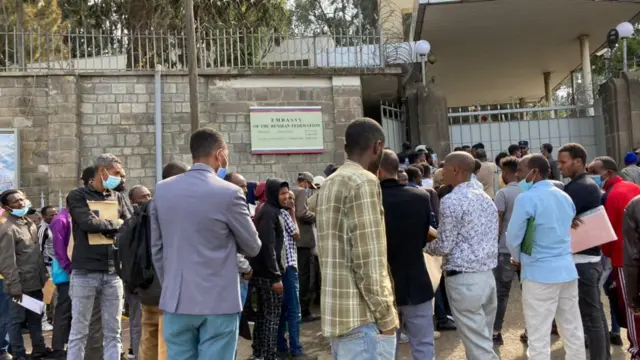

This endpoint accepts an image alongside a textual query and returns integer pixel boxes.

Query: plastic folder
[521,218,535,256]
[570,206,617,253]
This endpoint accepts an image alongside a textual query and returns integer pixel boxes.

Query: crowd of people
[2,117,640,360]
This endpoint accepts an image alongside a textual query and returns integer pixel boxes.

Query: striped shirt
[316,160,398,337]
[37,222,54,266]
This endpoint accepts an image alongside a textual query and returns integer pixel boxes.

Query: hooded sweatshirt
[251,178,288,284]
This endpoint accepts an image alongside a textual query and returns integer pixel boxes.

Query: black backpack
[114,203,154,293]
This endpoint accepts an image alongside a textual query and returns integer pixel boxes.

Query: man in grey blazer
[150,128,262,360]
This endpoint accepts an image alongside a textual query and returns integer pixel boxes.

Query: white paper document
[13,294,45,314]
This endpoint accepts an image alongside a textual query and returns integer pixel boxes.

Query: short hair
[0,189,21,206]
[472,142,485,150]
[453,147,463,152]
[190,128,225,159]
[558,143,587,166]
[40,205,56,216]
[420,163,432,177]
[594,156,619,172]
[501,156,520,174]
[495,152,508,166]
[344,118,385,156]
[461,145,471,150]
[128,185,146,201]
[542,143,553,153]
[407,151,422,164]
[406,165,423,182]
[223,172,237,182]
[507,144,520,155]
[162,161,189,180]
[402,142,412,151]
[81,166,96,186]
[474,159,482,173]
[528,154,550,179]
[379,150,399,175]
[475,149,487,161]
[95,153,121,169]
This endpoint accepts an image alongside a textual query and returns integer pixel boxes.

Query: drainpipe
[155,65,163,183]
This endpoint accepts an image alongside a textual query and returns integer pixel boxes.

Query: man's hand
[287,207,295,217]
[571,217,583,230]
[243,269,253,281]
[380,327,398,336]
[113,219,124,228]
[271,281,284,294]
[10,289,22,302]
[510,257,521,268]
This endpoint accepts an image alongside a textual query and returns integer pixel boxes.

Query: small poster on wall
[0,129,19,192]
[250,106,324,155]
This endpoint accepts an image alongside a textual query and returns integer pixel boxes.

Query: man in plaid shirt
[277,190,312,359]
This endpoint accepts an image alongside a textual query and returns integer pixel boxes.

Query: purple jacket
[51,208,72,274]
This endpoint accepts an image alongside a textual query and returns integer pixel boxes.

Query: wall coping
[0,67,403,78]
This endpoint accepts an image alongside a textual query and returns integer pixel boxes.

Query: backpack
[114,203,154,293]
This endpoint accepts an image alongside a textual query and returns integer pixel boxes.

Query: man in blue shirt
[507,155,585,360]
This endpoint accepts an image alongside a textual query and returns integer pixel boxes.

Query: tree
[0,0,68,69]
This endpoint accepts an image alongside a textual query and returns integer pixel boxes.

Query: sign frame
[249,106,325,155]
[0,128,19,192]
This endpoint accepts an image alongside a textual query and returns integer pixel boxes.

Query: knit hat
[625,151,639,165]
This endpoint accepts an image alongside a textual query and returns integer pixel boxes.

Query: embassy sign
[249,106,324,155]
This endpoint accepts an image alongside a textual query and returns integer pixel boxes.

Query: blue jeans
[397,300,435,360]
[0,280,9,355]
[240,279,249,307]
[163,311,239,360]
[330,323,396,360]
[68,271,124,360]
[277,267,302,356]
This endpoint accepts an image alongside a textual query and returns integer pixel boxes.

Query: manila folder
[87,201,119,245]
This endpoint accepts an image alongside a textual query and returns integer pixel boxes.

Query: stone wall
[0,73,365,205]
[599,72,640,164]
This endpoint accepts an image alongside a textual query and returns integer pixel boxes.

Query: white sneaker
[42,322,53,332]
[399,333,409,344]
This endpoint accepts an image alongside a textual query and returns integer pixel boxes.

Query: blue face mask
[102,171,122,191]
[518,170,535,193]
[216,151,228,179]
[10,203,30,217]
[590,174,604,187]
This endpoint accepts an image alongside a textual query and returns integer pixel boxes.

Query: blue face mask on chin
[102,172,122,191]
[10,203,30,217]
[518,170,536,193]
[216,151,229,179]
[590,174,604,187]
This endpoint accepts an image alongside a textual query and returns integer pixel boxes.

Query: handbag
[51,258,70,285]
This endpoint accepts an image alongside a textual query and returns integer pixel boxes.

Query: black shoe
[520,332,528,344]
[436,319,456,331]
[301,314,320,323]
[30,348,54,359]
[49,349,67,359]
[611,332,623,346]
[493,333,504,346]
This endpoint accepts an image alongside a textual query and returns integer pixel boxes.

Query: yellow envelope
[43,279,55,305]
[86,201,119,245]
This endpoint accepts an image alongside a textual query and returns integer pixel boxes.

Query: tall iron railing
[0,27,403,72]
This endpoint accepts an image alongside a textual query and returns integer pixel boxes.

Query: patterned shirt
[425,180,498,272]
[316,160,398,337]
[281,210,298,269]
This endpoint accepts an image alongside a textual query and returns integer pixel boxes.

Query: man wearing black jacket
[378,150,435,360]
[251,178,288,360]
[67,153,131,360]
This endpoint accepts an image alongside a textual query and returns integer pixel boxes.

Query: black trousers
[52,282,72,351]
[297,248,315,316]
[252,277,283,360]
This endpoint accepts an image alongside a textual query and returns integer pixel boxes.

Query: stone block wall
[599,72,640,164]
[0,73,364,204]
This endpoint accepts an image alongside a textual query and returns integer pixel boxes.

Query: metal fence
[0,27,404,72]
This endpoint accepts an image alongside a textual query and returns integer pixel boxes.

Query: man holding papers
[559,143,612,360]
[507,155,585,360]
[591,156,640,359]
[0,189,51,360]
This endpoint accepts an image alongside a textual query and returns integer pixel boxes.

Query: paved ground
[30,281,631,359]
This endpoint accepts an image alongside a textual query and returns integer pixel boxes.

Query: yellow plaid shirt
[316,160,398,337]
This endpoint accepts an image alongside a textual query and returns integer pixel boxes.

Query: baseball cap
[313,176,325,188]
[518,140,529,148]
[297,172,317,189]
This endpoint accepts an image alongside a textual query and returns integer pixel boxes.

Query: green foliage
[0,0,68,68]
[592,27,640,77]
